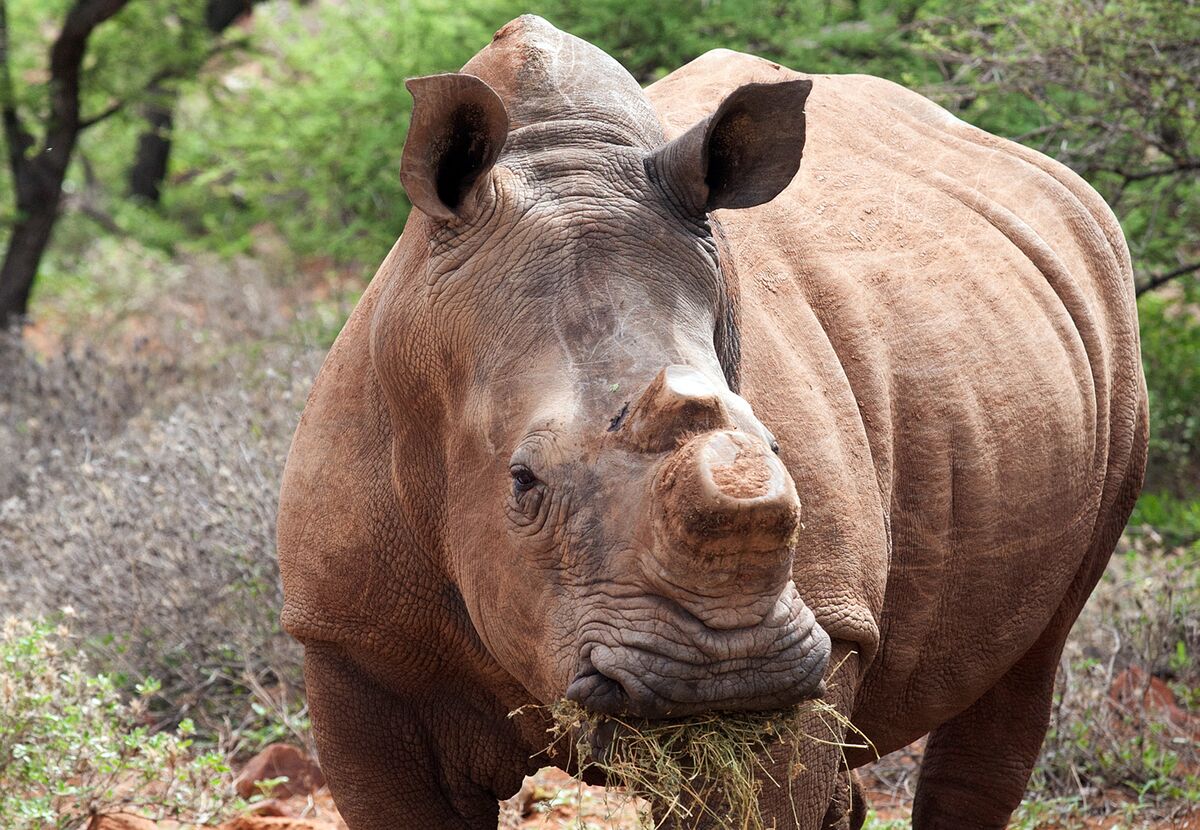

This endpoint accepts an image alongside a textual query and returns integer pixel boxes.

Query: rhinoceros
[277,15,1148,830]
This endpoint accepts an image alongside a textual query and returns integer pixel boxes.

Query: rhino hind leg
[913,409,1148,830]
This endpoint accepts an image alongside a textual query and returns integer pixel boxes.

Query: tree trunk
[0,186,61,322]
[127,90,174,202]
[205,0,255,32]
[0,140,74,324]
[126,0,255,203]
[0,142,71,323]
[0,0,130,327]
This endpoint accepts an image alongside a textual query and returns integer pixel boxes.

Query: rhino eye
[510,465,540,495]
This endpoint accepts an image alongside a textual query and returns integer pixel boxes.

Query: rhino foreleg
[743,646,863,829]
[302,642,503,830]
[820,767,867,830]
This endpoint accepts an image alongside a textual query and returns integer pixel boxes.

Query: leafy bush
[1138,289,1200,494]
[167,0,520,268]
[541,0,930,84]
[0,618,242,829]
[1130,492,1200,549]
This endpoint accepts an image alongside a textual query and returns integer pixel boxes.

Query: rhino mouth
[564,587,830,720]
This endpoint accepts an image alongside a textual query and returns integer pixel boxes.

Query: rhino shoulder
[647,49,810,139]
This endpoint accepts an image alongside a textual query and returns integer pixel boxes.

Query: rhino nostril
[565,663,628,715]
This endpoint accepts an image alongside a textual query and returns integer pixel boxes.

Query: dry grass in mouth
[511,696,869,830]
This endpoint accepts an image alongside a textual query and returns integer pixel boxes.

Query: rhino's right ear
[400,73,510,222]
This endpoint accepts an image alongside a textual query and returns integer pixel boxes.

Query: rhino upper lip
[577,588,814,663]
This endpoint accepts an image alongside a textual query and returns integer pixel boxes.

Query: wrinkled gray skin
[277,15,1148,830]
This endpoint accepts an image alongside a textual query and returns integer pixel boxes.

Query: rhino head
[377,15,828,720]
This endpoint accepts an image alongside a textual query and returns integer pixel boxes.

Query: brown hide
[648,50,1146,756]
[277,17,1148,830]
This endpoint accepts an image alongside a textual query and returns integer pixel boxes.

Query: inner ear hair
[705,108,755,202]
[434,103,498,210]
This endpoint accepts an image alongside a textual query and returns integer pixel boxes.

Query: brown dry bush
[0,335,169,501]
[0,247,333,745]
[1031,530,1200,815]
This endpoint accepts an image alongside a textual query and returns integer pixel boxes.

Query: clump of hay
[513,695,867,830]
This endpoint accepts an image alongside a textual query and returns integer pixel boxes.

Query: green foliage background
[2,0,1198,497]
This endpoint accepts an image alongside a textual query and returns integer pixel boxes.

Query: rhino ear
[648,79,811,214]
[401,73,510,221]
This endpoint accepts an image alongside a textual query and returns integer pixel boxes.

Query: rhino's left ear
[401,73,510,221]
[647,79,811,214]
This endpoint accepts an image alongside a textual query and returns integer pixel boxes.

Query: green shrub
[1129,493,1200,549]
[0,618,243,829]
[167,0,523,270]
[914,0,1199,290]
[1138,290,1200,494]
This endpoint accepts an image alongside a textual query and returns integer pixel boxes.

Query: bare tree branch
[1095,160,1200,184]
[1137,262,1200,296]
[79,100,126,131]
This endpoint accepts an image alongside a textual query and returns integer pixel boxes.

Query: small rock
[234,743,326,800]
[220,818,331,830]
[1109,665,1190,726]
[88,815,158,830]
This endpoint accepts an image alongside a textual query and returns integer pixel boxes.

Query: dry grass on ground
[0,243,341,747]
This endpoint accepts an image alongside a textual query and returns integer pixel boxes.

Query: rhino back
[649,52,1147,752]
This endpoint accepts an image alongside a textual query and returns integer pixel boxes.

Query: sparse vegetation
[0,618,243,829]
[1032,532,1200,815]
